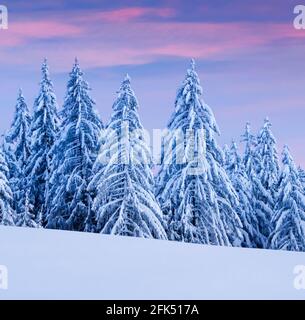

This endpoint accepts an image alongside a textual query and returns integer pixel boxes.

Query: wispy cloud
[1,20,83,47]
[2,13,305,70]
[84,7,176,23]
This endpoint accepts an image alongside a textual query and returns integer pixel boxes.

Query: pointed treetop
[183,58,202,95]
[41,58,50,78]
[124,73,131,82]
[242,122,252,142]
[70,58,83,78]
[261,118,273,134]
[264,117,271,127]
[18,88,23,98]
[16,89,29,114]
[120,73,131,90]
[42,58,48,69]
[190,58,196,70]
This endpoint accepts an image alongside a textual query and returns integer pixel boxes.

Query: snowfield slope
[0,226,305,299]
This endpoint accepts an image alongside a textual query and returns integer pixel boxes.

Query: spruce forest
[1,58,305,252]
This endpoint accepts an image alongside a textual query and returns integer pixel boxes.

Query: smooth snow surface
[0,226,304,299]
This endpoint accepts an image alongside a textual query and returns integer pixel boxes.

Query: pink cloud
[82,7,176,23]
[0,20,83,47]
[1,16,305,70]
[11,20,82,38]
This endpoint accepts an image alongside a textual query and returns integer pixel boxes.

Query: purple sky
[0,0,305,166]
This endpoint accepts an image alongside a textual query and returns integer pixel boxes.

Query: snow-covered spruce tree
[156,60,243,246]
[224,141,262,248]
[89,75,167,239]
[0,148,15,226]
[46,60,103,231]
[269,146,305,251]
[252,118,280,247]
[6,89,31,222]
[26,59,59,226]
[240,122,267,248]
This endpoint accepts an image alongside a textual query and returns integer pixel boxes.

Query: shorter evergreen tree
[252,118,279,247]
[240,122,267,248]
[5,89,31,222]
[0,148,15,226]
[255,118,279,191]
[224,141,262,248]
[269,146,305,251]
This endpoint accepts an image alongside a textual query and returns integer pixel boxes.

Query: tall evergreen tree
[224,141,262,248]
[0,148,15,226]
[46,60,103,231]
[26,59,59,226]
[6,89,31,222]
[241,122,267,248]
[156,60,243,246]
[269,146,305,251]
[89,75,167,239]
[252,118,279,247]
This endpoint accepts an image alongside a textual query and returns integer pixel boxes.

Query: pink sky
[0,0,305,166]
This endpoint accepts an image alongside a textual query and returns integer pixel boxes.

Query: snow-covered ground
[0,226,304,300]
